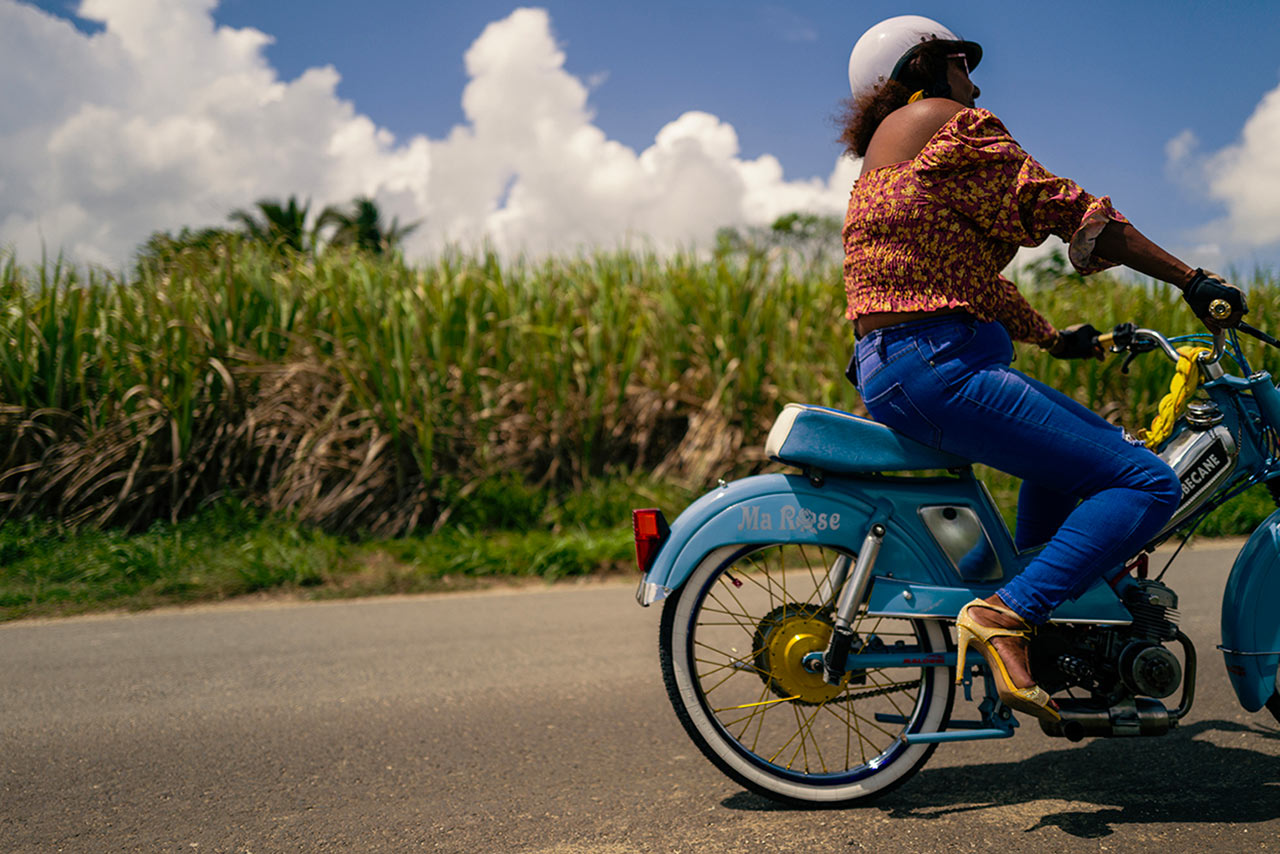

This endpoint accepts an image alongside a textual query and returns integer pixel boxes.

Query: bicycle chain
[830,678,919,703]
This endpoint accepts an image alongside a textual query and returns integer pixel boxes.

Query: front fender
[637,473,946,606]
[1221,507,1280,712]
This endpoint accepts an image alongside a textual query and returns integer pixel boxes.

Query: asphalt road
[2,540,1278,853]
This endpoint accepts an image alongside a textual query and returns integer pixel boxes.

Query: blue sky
[8,0,1280,274]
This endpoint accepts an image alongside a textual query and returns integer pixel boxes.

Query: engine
[1028,579,1195,740]
[1031,579,1183,702]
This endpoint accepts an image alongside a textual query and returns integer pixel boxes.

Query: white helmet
[847,15,981,101]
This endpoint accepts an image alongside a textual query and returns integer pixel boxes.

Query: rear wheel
[658,542,954,807]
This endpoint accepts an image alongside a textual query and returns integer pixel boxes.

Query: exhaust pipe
[1039,697,1174,741]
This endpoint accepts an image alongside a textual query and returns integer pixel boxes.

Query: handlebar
[1095,324,1227,368]
[1097,315,1279,368]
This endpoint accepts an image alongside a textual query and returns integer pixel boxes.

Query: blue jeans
[855,316,1181,624]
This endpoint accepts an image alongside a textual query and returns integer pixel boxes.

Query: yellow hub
[756,610,849,705]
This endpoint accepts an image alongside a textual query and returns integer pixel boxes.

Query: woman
[839,16,1248,722]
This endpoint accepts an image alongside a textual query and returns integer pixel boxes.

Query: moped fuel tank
[1155,416,1237,537]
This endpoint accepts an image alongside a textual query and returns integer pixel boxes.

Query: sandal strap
[970,625,1031,641]
[960,598,1030,629]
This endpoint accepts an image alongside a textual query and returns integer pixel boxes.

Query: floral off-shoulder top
[842,107,1128,346]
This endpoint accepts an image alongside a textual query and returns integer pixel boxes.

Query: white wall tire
[658,543,954,807]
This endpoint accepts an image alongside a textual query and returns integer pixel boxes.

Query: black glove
[1048,323,1104,361]
[1183,269,1247,329]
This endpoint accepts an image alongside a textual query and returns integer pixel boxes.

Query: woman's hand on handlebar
[1048,323,1106,361]
[1183,269,1247,331]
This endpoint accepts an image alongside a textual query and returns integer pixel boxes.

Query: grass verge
[0,506,639,622]
[0,476,687,622]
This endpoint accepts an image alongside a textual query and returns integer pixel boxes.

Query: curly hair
[836,39,956,158]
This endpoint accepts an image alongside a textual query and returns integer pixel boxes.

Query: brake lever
[1096,323,1155,375]
[1237,321,1280,350]
[1096,322,1135,353]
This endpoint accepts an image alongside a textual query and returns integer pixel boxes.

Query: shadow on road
[721,719,1280,838]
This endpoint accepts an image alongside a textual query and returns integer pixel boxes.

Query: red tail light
[632,508,670,573]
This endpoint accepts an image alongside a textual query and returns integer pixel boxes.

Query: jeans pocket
[862,381,943,449]
[923,320,1014,389]
[916,320,980,367]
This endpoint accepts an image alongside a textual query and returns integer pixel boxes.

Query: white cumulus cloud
[1168,78,1280,262]
[0,1,857,268]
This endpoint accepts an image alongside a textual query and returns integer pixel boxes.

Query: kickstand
[945,658,1018,735]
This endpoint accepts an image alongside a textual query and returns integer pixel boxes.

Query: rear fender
[1221,508,1280,712]
[637,473,946,606]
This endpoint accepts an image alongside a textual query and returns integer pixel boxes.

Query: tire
[1267,688,1280,725]
[659,542,955,807]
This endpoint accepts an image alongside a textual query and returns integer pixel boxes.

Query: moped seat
[765,403,969,474]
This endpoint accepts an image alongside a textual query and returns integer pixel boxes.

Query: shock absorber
[822,523,885,685]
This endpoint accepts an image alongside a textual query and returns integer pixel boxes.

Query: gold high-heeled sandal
[955,598,1060,723]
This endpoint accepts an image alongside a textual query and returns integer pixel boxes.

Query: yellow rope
[1143,346,1213,448]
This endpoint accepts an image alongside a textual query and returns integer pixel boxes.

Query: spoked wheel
[659,542,955,807]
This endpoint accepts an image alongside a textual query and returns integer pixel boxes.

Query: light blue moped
[632,317,1280,806]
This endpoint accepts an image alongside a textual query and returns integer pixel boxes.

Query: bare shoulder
[888,98,969,139]
[862,99,969,171]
